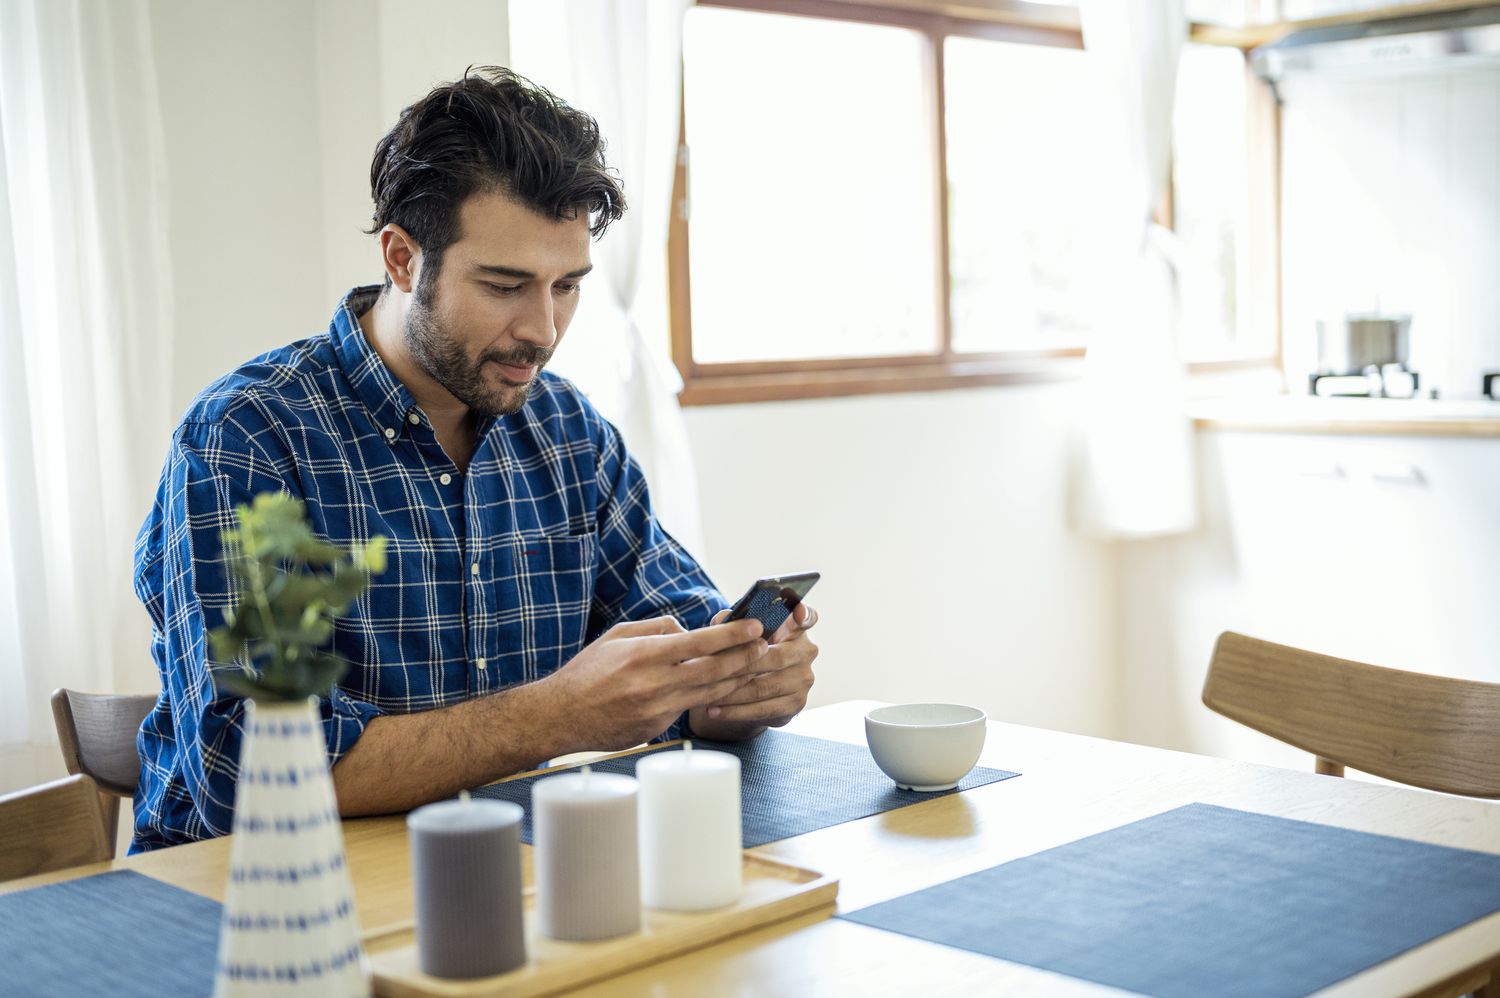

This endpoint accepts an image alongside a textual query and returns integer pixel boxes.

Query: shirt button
[383,427,396,441]
[470,562,480,576]
[476,657,487,670]
[439,473,452,486]
[407,412,420,425]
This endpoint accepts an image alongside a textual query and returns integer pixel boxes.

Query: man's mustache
[481,346,552,368]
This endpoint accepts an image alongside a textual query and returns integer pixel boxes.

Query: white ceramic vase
[214,697,369,997]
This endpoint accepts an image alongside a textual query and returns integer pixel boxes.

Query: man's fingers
[709,664,806,707]
[768,602,817,644]
[653,618,763,663]
[693,672,760,710]
[677,637,770,687]
[745,632,815,677]
[711,608,732,624]
[608,615,686,639]
[705,692,807,726]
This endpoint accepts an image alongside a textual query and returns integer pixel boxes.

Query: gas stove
[1309,366,1421,399]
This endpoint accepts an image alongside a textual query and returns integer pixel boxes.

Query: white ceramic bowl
[864,703,988,792]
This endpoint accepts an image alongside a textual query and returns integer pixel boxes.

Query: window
[1172,41,1279,365]
[682,9,941,364]
[943,35,1103,353]
[672,0,1278,404]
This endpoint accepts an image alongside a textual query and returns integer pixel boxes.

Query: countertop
[1188,396,1500,437]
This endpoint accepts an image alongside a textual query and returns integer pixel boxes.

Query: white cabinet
[1119,427,1500,769]
[1213,431,1500,684]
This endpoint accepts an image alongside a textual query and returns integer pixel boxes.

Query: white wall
[149,0,329,413]
[148,0,510,417]
[1280,65,1500,400]
[314,0,513,302]
[685,385,1121,738]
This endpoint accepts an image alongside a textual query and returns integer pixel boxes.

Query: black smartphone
[724,572,820,639]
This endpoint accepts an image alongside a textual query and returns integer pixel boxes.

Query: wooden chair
[49,689,155,854]
[1202,631,1500,798]
[0,774,113,881]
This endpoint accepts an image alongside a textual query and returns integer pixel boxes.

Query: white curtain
[1071,0,1197,538]
[0,0,175,792]
[508,0,706,556]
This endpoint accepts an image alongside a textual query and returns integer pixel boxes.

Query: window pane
[945,36,1103,353]
[684,7,940,364]
[1173,43,1257,361]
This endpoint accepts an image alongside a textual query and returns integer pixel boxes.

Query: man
[131,68,819,852]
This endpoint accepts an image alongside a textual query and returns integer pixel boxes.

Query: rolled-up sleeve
[588,418,727,629]
[584,415,728,743]
[138,415,383,842]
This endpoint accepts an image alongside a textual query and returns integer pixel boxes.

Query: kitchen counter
[1188,396,1500,437]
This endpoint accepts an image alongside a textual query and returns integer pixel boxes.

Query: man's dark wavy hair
[368,66,625,283]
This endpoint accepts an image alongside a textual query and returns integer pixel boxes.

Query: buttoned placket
[391,405,485,693]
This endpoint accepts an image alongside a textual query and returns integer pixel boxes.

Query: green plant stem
[247,558,286,675]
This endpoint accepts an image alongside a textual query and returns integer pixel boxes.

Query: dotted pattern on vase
[214,700,369,997]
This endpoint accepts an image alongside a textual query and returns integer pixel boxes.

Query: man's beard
[404,275,552,418]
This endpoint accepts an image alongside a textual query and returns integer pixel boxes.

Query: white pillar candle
[407,792,526,979]
[637,741,742,911]
[532,767,641,941]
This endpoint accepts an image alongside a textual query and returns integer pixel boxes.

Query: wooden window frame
[670,0,1281,405]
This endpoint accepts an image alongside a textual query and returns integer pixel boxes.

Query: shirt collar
[329,285,424,444]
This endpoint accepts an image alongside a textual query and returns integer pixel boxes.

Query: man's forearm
[332,678,574,817]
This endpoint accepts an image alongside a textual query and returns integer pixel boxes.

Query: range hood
[1252,6,1500,80]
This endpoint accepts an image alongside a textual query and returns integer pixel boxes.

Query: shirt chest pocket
[489,534,598,684]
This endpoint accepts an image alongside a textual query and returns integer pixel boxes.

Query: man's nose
[512,290,559,349]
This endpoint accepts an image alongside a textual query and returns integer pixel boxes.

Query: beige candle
[532,766,641,941]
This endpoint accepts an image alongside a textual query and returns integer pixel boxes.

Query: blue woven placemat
[840,802,1500,998]
[0,869,221,998]
[471,729,1018,847]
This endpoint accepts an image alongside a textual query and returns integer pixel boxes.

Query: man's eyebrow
[474,263,594,279]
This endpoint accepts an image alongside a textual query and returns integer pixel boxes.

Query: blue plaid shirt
[131,285,726,852]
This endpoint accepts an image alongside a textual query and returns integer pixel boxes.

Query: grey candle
[408,793,526,979]
[533,767,641,941]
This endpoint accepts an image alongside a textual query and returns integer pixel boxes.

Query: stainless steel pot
[1317,314,1411,375]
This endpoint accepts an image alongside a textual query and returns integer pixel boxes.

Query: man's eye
[486,283,522,296]
[554,282,581,295]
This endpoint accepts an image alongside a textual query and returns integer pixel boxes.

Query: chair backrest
[1202,631,1500,798]
[0,774,113,882]
[49,689,154,797]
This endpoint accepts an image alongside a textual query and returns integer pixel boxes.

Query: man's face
[405,191,593,417]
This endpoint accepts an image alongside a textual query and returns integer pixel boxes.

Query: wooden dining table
[7,698,1500,996]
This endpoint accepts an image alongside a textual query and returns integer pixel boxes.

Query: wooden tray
[368,852,837,997]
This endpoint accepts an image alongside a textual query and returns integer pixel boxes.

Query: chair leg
[99,794,120,858]
[1315,756,1345,778]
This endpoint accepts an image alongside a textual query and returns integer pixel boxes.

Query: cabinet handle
[1370,464,1426,486]
[1295,464,1346,479]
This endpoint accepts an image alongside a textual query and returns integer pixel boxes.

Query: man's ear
[378,224,421,294]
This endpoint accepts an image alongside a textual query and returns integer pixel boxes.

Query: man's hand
[539,615,769,752]
[688,603,819,741]
[333,615,765,816]
[334,610,807,816]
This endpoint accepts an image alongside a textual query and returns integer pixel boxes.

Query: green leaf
[208,627,245,664]
[301,652,349,698]
[206,489,386,702]
[360,535,389,575]
[215,667,300,702]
